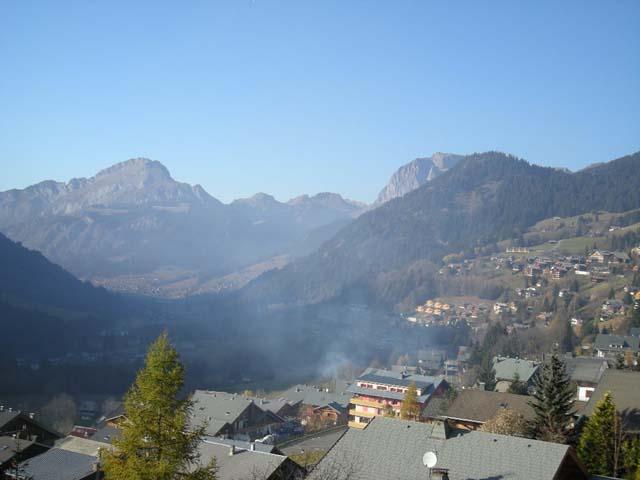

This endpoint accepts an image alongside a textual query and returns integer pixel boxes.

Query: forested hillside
[242,151,640,308]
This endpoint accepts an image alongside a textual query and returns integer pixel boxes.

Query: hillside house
[347,368,448,429]
[589,250,613,264]
[0,436,47,477]
[190,391,285,441]
[0,407,60,447]
[492,357,540,393]
[425,389,534,431]
[563,356,609,401]
[270,382,351,426]
[602,299,626,316]
[593,334,640,359]
[194,438,303,480]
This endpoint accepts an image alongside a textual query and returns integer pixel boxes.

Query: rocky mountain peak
[375,152,463,205]
[94,158,173,184]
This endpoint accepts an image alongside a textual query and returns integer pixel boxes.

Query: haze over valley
[2,3,640,478]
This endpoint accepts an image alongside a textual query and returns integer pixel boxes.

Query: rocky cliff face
[375,153,463,205]
[0,158,218,227]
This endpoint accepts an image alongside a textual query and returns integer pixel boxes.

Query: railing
[348,408,376,418]
[349,397,386,408]
[348,420,367,429]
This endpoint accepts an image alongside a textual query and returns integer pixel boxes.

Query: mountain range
[4,150,639,305]
[0,158,365,296]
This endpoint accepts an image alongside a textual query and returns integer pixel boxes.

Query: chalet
[589,250,613,264]
[602,299,626,317]
[0,407,60,447]
[524,265,543,277]
[0,436,47,477]
[193,438,303,480]
[416,349,446,372]
[551,266,568,279]
[311,402,347,426]
[6,448,101,480]
[593,334,640,359]
[190,391,285,441]
[308,416,588,480]
[612,251,631,264]
[347,368,448,429]
[425,389,534,431]
[563,356,609,401]
[492,357,540,393]
[267,382,351,428]
[574,264,590,275]
[7,436,109,480]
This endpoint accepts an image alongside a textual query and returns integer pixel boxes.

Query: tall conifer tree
[101,332,217,479]
[528,354,574,443]
[577,392,625,477]
[400,382,420,420]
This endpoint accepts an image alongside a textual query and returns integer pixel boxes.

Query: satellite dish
[423,451,437,468]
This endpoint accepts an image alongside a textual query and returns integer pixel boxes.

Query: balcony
[348,420,368,429]
[349,408,377,418]
[350,396,387,408]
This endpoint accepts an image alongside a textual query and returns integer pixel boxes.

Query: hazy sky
[1,1,638,203]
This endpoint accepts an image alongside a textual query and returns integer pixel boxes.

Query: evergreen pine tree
[616,353,626,370]
[561,318,576,354]
[577,392,625,477]
[528,354,575,443]
[101,333,217,480]
[623,438,640,480]
[400,382,420,420]
[478,354,497,391]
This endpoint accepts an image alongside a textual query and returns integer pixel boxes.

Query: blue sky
[1,1,638,203]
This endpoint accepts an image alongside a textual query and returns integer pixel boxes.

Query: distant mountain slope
[0,159,364,296]
[0,233,122,357]
[374,152,463,205]
[242,151,640,307]
[0,232,113,312]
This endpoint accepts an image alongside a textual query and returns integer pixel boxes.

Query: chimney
[431,468,450,480]
[28,412,35,420]
[8,407,12,412]
[250,442,256,451]
[0,405,3,411]
[229,445,236,456]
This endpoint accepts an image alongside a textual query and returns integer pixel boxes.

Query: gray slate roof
[492,357,540,382]
[17,448,98,480]
[0,410,20,429]
[348,368,445,403]
[191,391,253,436]
[593,334,640,353]
[630,327,640,337]
[56,435,111,457]
[277,381,352,409]
[438,389,535,423]
[309,416,582,480]
[582,370,640,432]
[90,424,122,445]
[195,440,288,480]
[563,356,608,385]
[203,436,278,454]
[0,436,35,466]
